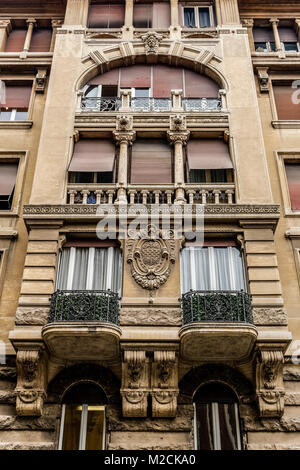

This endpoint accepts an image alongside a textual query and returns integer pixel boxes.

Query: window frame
[270,78,300,128]
[0,152,26,215]
[58,403,106,450]
[0,78,34,124]
[182,3,215,29]
[275,151,300,216]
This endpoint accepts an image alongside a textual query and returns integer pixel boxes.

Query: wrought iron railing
[181,290,253,325]
[182,98,221,111]
[48,290,120,324]
[131,97,172,112]
[81,97,121,111]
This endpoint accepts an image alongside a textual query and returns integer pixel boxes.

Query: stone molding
[120,307,182,326]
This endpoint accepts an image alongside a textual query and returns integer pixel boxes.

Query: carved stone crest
[141,32,163,55]
[127,225,175,290]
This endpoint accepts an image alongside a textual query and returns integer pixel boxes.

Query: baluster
[95,190,103,205]
[107,190,115,205]
[213,190,221,205]
[81,190,90,205]
[68,190,77,205]
[186,190,196,204]
[128,190,136,205]
[200,190,208,204]
[165,190,173,205]
[153,190,161,205]
[141,190,149,205]
[225,189,234,204]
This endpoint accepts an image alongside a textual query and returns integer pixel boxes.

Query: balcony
[67,184,235,206]
[42,290,121,362]
[79,92,222,114]
[179,290,257,363]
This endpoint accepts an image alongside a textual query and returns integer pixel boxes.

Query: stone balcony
[42,289,121,362]
[179,290,258,363]
[67,183,236,205]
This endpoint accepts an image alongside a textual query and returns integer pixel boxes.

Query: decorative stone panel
[15,343,47,416]
[256,345,285,418]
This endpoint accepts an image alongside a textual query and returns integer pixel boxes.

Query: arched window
[194,382,242,450]
[59,382,107,450]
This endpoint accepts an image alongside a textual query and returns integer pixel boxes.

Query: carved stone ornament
[127,225,175,291]
[15,345,47,416]
[257,67,270,93]
[152,350,178,417]
[35,69,47,93]
[170,114,186,131]
[121,350,149,417]
[116,115,133,131]
[256,347,285,418]
[152,390,178,418]
[141,32,163,55]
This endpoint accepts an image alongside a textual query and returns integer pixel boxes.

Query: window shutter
[5,29,27,52]
[69,140,116,172]
[187,139,233,170]
[133,4,152,28]
[285,164,300,210]
[120,65,151,88]
[107,5,125,27]
[152,2,171,28]
[88,68,119,86]
[153,65,183,97]
[278,27,298,42]
[0,163,18,196]
[131,140,172,183]
[184,70,219,98]
[253,27,274,42]
[88,4,109,27]
[273,84,300,120]
[29,28,52,52]
[1,83,32,108]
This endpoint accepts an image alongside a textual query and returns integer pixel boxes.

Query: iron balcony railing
[81,97,121,111]
[181,290,253,325]
[182,97,221,111]
[131,97,172,112]
[48,290,120,325]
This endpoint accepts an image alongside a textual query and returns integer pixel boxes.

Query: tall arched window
[194,382,242,450]
[59,382,107,450]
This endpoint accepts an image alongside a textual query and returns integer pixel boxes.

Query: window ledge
[0,121,33,129]
[0,228,18,240]
[272,120,300,129]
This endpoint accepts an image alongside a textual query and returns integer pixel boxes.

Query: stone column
[215,0,241,26]
[270,18,282,51]
[23,18,36,53]
[0,19,11,52]
[167,131,190,204]
[64,0,90,26]
[123,0,134,40]
[50,19,63,52]
[242,18,255,53]
[170,0,179,26]
[113,131,136,203]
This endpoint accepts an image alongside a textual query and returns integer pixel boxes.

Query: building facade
[0,0,299,451]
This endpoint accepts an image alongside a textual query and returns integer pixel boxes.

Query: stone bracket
[121,350,149,417]
[15,342,47,416]
[256,67,270,93]
[256,343,285,418]
[35,69,47,93]
[152,350,178,418]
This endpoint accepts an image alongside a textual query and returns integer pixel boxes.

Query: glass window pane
[196,403,214,450]
[96,171,113,183]
[284,42,298,52]
[62,405,81,450]
[85,85,99,98]
[218,403,239,450]
[0,111,12,121]
[184,8,195,27]
[189,169,206,183]
[135,88,150,98]
[85,407,105,450]
[15,111,28,120]
[198,7,211,28]
[254,42,267,52]
[93,248,108,290]
[73,248,89,289]
[214,247,231,290]
[211,169,227,183]
[74,172,95,183]
[269,42,276,51]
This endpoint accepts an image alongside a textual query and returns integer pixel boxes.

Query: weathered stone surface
[244,415,300,432]
[0,442,55,450]
[0,367,17,381]
[284,367,300,381]
[120,308,182,326]
[0,416,56,431]
[0,391,16,404]
[252,307,288,326]
[108,443,193,450]
[247,444,300,450]
[107,404,193,432]
[285,393,300,406]
[15,307,49,326]
[108,431,193,450]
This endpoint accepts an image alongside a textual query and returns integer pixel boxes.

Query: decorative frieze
[256,346,285,418]
[15,307,49,326]
[15,344,47,416]
[120,307,182,326]
[252,307,288,326]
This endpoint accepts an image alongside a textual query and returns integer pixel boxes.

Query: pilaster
[64,0,90,27]
[0,19,11,52]
[215,0,241,26]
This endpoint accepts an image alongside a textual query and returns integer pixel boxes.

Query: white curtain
[56,247,122,293]
[181,246,246,293]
